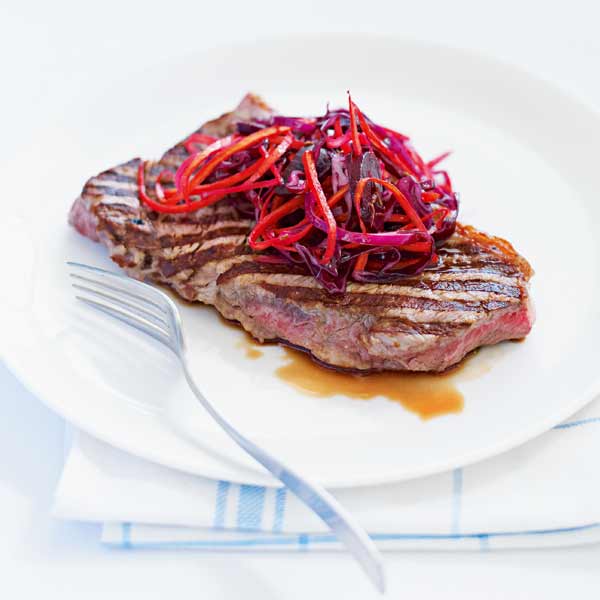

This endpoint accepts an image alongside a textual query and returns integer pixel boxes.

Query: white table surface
[2,0,599,597]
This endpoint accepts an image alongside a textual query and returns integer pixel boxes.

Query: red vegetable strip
[424,207,450,232]
[355,177,429,233]
[188,178,280,207]
[427,151,451,169]
[324,130,352,149]
[157,169,174,182]
[356,110,414,175]
[353,184,368,234]
[152,169,180,204]
[185,132,289,196]
[253,223,312,250]
[387,214,411,223]
[185,133,218,146]
[348,94,362,157]
[187,126,291,191]
[354,253,368,274]
[335,116,352,154]
[258,187,276,222]
[260,145,284,184]
[248,133,293,183]
[138,162,170,212]
[139,161,279,214]
[327,185,350,209]
[334,117,343,138]
[191,158,267,193]
[254,184,350,250]
[422,191,441,203]
[248,196,305,248]
[154,181,172,204]
[302,150,337,264]
[176,135,236,195]
[183,132,218,154]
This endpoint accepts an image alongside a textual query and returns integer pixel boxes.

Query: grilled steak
[69,95,534,372]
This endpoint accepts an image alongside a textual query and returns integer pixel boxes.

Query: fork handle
[179,357,385,594]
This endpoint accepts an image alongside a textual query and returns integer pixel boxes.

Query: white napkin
[53,399,600,551]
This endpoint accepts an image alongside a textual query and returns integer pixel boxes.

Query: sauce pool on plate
[275,348,464,420]
[236,337,264,360]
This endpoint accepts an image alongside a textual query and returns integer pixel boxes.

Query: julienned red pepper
[186,125,291,192]
[183,132,218,154]
[138,161,280,214]
[348,94,362,157]
[248,196,305,249]
[356,110,414,176]
[427,151,451,170]
[186,133,291,197]
[324,130,352,149]
[302,150,337,265]
[334,116,351,154]
[250,185,350,251]
[176,135,237,196]
[354,177,429,234]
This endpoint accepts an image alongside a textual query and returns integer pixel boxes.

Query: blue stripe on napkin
[273,488,287,533]
[112,522,600,551]
[236,485,266,530]
[121,522,132,549]
[213,481,230,528]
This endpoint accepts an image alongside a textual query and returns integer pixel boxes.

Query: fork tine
[76,295,172,348]
[67,262,168,313]
[72,283,168,328]
[69,272,167,314]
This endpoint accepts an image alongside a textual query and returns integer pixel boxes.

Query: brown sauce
[275,347,464,420]
[236,337,263,360]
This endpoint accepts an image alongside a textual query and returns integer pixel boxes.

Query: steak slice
[215,224,534,372]
[69,95,534,372]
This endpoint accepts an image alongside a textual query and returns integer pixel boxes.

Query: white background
[2,0,599,597]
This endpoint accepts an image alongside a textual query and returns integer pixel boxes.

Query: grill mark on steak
[158,226,251,248]
[87,185,138,198]
[158,242,251,278]
[371,317,471,336]
[88,171,137,185]
[416,279,521,297]
[216,260,322,284]
[257,283,515,313]
[219,268,521,301]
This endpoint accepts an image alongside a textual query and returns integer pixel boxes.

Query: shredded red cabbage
[138,95,459,294]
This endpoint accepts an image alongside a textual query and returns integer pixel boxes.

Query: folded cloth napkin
[53,399,600,552]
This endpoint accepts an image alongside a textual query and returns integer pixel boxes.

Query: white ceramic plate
[3,36,600,487]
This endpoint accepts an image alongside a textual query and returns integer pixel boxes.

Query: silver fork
[67,262,385,593]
